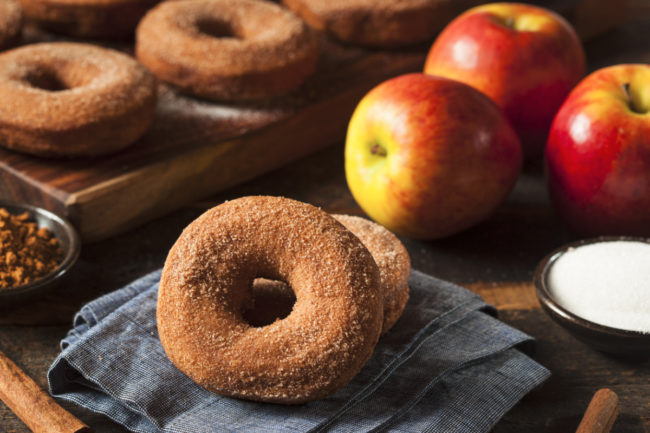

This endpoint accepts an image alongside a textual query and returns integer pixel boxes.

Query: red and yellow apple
[345,73,522,240]
[424,2,585,159]
[546,64,650,236]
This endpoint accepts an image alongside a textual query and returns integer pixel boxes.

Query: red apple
[424,2,585,159]
[546,64,650,236]
[345,73,522,240]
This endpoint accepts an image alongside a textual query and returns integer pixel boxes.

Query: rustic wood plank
[466,282,541,311]
[65,50,428,241]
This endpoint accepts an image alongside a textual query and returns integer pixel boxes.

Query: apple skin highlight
[345,73,522,240]
[546,64,650,236]
[424,2,585,159]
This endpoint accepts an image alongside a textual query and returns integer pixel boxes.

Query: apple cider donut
[0,0,22,51]
[158,196,383,404]
[245,215,411,334]
[334,215,410,333]
[19,0,160,39]
[0,42,157,157]
[282,0,458,47]
[136,0,319,101]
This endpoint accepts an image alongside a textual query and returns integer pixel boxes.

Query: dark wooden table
[1,2,649,431]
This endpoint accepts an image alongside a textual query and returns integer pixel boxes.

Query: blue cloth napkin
[48,270,549,433]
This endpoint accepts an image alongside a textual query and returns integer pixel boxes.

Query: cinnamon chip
[0,208,63,289]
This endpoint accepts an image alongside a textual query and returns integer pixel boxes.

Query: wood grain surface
[0,0,647,432]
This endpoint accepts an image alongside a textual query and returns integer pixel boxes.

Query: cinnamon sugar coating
[282,0,460,47]
[0,42,157,157]
[0,0,22,51]
[157,196,383,404]
[333,215,410,333]
[20,0,160,39]
[136,0,319,101]
[246,215,411,334]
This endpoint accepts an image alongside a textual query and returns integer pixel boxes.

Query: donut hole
[196,18,242,39]
[23,69,70,92]
[19,61,103,92]
[242,278,296,327]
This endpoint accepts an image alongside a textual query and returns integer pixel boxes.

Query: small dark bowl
[0,201,80,305]
[534,237,650,358]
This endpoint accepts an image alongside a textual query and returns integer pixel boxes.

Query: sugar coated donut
[136,0,319,101]
[333,215,410,333]
[245,215,411,334]
[0,42,157,157]
[20,0,159,39]
[282,0,458,47]
[158,196,383,404]
[0,0,22,50]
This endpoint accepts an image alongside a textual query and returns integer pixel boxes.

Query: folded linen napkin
[48,270,549,433]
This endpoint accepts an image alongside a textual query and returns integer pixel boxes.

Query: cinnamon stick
[0,350,91,433]
[576,388,619,433]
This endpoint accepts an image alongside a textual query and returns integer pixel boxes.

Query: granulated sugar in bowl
[547,239,650,334]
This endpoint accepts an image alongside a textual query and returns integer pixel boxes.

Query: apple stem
[370,144,387,157]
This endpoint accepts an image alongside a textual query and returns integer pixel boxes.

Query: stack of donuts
[158,196,411,403]
[0,0,457,158]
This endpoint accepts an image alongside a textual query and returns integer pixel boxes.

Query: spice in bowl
[0,208,63,290]
[546,239,650,334]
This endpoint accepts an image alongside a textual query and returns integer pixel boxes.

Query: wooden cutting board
[0,33,429,242]
[0,0,625,242]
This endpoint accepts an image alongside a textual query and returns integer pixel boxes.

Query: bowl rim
[534,235,650,339]
[0,199,81,298]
